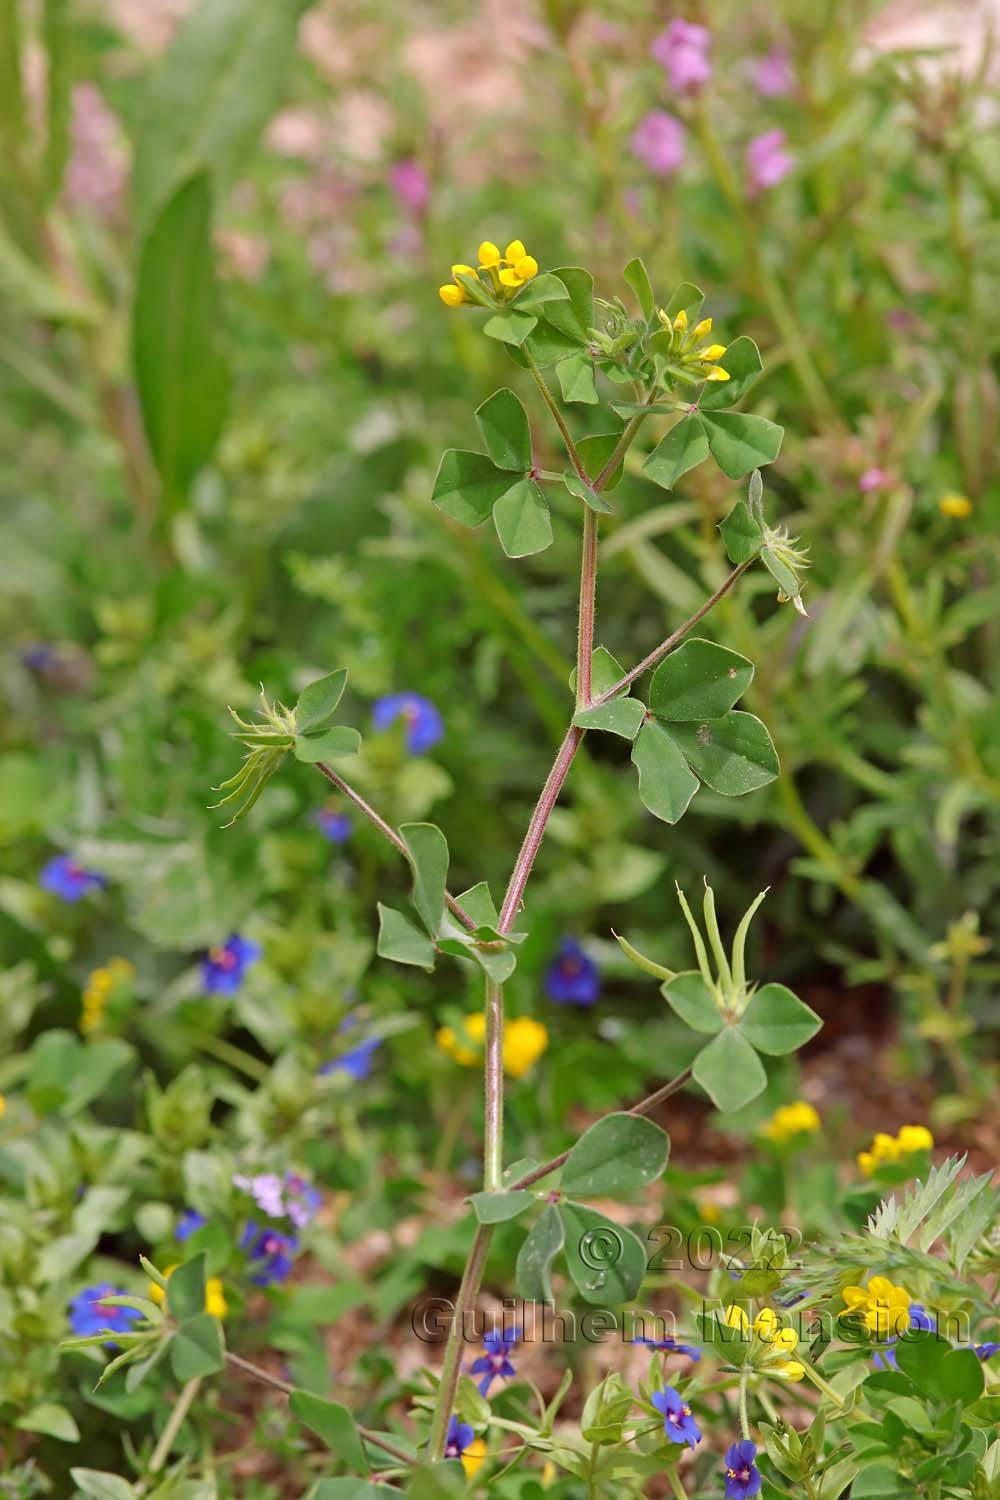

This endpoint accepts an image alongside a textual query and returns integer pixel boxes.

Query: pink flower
[64,83,127,217]
[651,19,712,94]
[859,467,891,493]
[751,47,794,98]
[746,129,794,193]
[388,157,430,216]
[630,110,686,176]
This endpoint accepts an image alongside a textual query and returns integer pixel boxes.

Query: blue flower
[284,1173,322,1229]
[976,1341,1000,1360]
[636,1334,701,1362]
[872,1303,934,1370]
[201,934,261,995]
[725,1440,762,1499]
[444,1415,475,1460]
[320,1035,382,1080]
[240,1222,298,1285]
[545,938,600,1006]
[68,1284,142,1344]
[175,1210,207,1243]
[40,854,106,903]
[470,1326,520,1396]
[372,693,443,754]
[651,1385,701,1449]
[312,808,352,843]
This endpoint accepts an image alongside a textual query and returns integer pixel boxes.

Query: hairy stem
[738,1367,751,1441]
[524,347,589,485]
[497,726,583,934]
[576,507,599,709]
[484,976,504,1191]
[426,1224,494,1460]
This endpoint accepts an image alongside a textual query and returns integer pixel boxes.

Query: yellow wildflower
[857,1125,932,1176]
[503,1016,548,1079]
[438,283,466,308]
[704,367,731,382]
[478,241,502,268]
[724,1303,750,1333]
[697,1199,722,1224]
[754,1308,805,1380]
[149,1265,227,1320]
[436,1012,486,1066]
[698,343,727,361]
[939,492,973,518]
[497,239,539,288]
[896,1124,933,1154]
[462,1437,487,1479]
[775,1360,806,1381]
[761,1100,821,1145]
[842,1275,911,1339]
[673,308,689,331]
[691,317,713,338]
[81,957,135,1035]
[0,1094,5,1119]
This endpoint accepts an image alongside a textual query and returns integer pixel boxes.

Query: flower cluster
[149,1265,228,1319]
[760,1099,820,1144]
[202,934,261,996]
[80,957,134,1034]
[857,1124,933,1176]
[436,1012,548,1078]
[545,938,600,1006]
[725,1305,805,1381]
[655,308,729,382]
[438,239,539,307]
[40,853,106,903]
[652,19,712,94]
[842,1275,913,1340]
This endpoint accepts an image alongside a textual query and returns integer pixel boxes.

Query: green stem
[800,1362,846,1409]
[425,1223,494,1461]
[146,1375,202,1479]
[738,1367,751,1441]
[483,976,504,1192]
[524,347,588,484]
[666,1467,689,1500]
[576,507,599,709]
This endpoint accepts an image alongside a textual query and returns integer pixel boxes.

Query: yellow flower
[775,1360,805,1381]
[698,344,727,361]
[692,317,713,338]
[149,1265,227,1320]
[81,957,135,1035]
[498,240,539,288]
[939,492,972,518]
[503,1017,548,1079]
[697,1199,722,1224]
[896,1124,933,1155]
[704,367,731,382]
[439,284,466,307]
[761,1100,820,1145]
[0,1094,5,1119]
[541,1460,557,1488]
[478,241,501,267]
[673,308,688,331]
[842,1276,911,1339]
[436,1012,486,1066]
[724,1303,750,1333]
[462,1437,487,1478]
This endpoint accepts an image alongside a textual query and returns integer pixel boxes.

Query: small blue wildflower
[470,1326,520,1395]
[68,1284,142,1344]
[651,1385,701,1449]
[545,938,600,1006]
[372,692,444,754]
[724,1440,762,1500]
[312,808,352,843]
[320,1035,382,1080]
[873,1303,934,1370]
[240,1222,298,1285]
[444,1415,475,1460]
[636,1334,701,1362]
[21,643,59,670]
[201,934,261,995]
[175,1210,207,1243]
[284,1173,322,1229]
[41,854,106,903]
[976,1341,1000,1360]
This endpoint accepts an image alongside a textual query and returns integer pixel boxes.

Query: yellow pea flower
[896,1124,933,1155]
[81,957,135,1035]
[504,240,527,262]
[149,1265,227,1319]
[673,309,689,331]
[754,1309,798,1354]
[843,1276,911,1339]
[775,1360,806,1381]
[698,344,728,361]
[692,317,713,338]
[724,1303,749,1332]
[439,284,466,307]
[498,254,539,288]
[436,1012,486,1066]
[704,367,731,382]
[0,1094,5,1119]
[761,1100,821,1144]
[478,241,502,267]
[503,1017,548,1079]
[462,1437,487,1479]
[939,492,972,518]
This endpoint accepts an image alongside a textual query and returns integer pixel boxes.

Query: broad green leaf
[572,698,645,740]
[556,352,598,405]
[559,1202,647,1305]
[569,646,628,699]
[483,310,537,346]
[290,1391,368,1472]
[170,1312,224,1380]
[740,983,821,1055]
[432,449,513,527]
[701,411,784,480]
[405,1464,467,1500]
[577,431,625,491]
[762,546,801,598]
[376,905,435,971]
[295,669,347,734]
[667,711,779,796]
[649,638,754,721]
[17,1403,79,1442]
[562,469,614,514]
[314,1484,400,1500]
[294,726,361,764]
[663,282,705,324]
[534,265,593,351]
[400,823,449,936]
[643,415,709,490]
[493,478,553,558]
[692,1028,767,1111]
[455,882,498,928]
[475,388,531,471]
[561,1113,670,1197]
[699,336,764,411]
[719,499,764,563]
[516,1204,564,1303]
[132,0,309,230]
[631,720,699,824]
[468,1190,535,1224]
[166,1253,206,1322]
[69,1473,137,1500]
[896,1332,984,1405]
[662,972,724,1034]
[510,272,571,310]
[623,257,654,319]
[133,173,230,504]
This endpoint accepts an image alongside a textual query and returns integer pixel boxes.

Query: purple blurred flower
[751,47,794,98]
[545,938,600,1007]
[725,1440,762,1500]
[68,1284,142,1343]
[651,19,712,94]
[389,157,430,216]
[233,1170,321,1228]
[373,692,443,754]
[630,111,686,176]
[201,935,261,995]
[312,808,353,843]
[636,1334,701,1362]
[470,1326,520,1396]
[977,1341,1000,1360]
[64,83,126,217]
[175,1210,207,1244]
[444,1415,475,1460]
[240,1222,298,1285]
[651,1385,701,1448]
[40,854,106,903]
[284,1173,322,1229]
[320,1035,382,1080]
[746,129,795,193]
